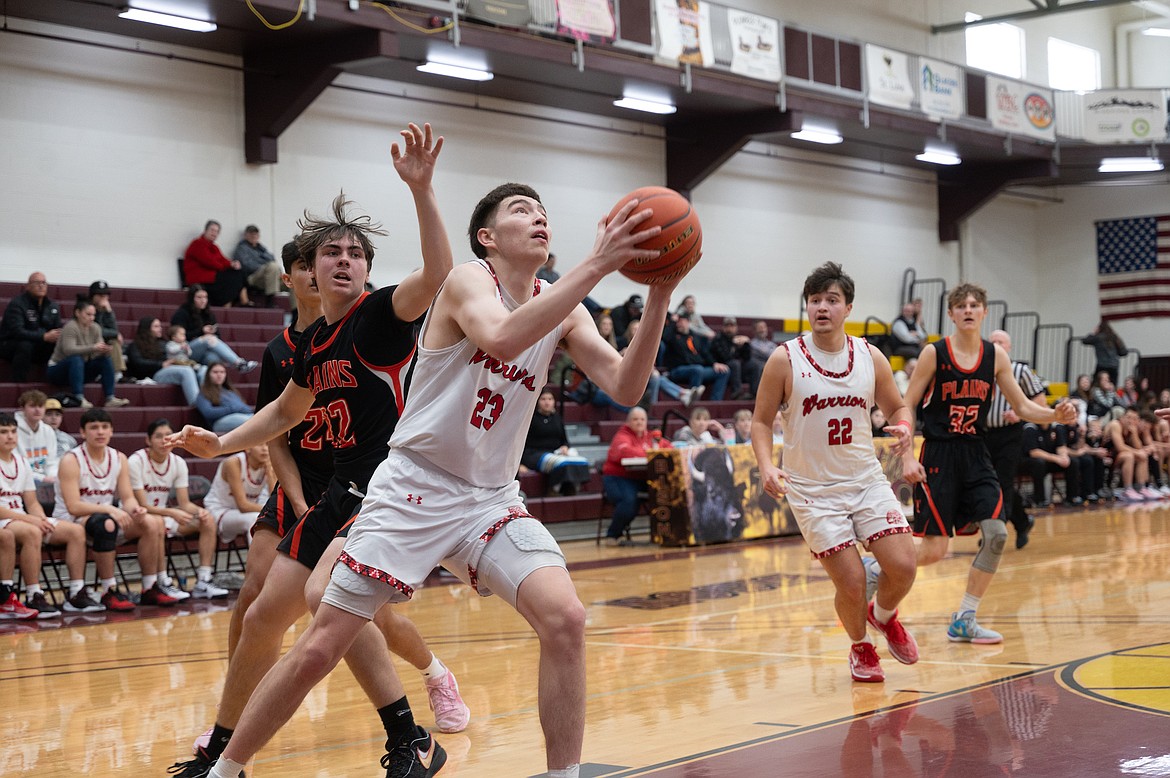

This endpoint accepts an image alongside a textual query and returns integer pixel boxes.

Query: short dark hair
[296,192,386,271]
[204,220,220,232]
[280,240,303,274]
[947,282,987,310]
[467,183,542,259]
[80,408,112,429]
[245,225,260,234]
[0,412,16,430]
[147,418,173,437]
[801,262,855,304]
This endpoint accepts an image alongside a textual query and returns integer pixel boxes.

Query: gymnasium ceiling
[4,0,1169,241]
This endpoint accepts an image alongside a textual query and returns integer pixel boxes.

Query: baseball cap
[723,316,737,325]
[44,398,63,412]
[628,294,644,309]
[89,280,111,296]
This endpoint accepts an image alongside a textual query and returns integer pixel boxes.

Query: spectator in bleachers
[1073,416,1110,500]
[1137,410,1170,495]
[1117,375,1140,408]
[0,411,98,616]
[673,406,725,446]
[15,389,59,482]
[596,314,619,349]
[609,294,643,341]
[202,444,273,544]
[536,253,560,284]
[889,301,927,358]
[575,318,697,409]
[0,272,62,382]
[232,225,284,307]
[730,409,753,444]
[871,406,890,438]
[41,397,78,462]
[195,363,254,433]
[53,408,176,611]
[663,313,730,400]
[126,317,205,405]
[1159,388,1170,410]
[129,419,228,600]
[1089,371,1123,420]
[169,285,259,373]
[674,294,715,339]
[601,406,671,546]
[1062,418,1102,505]
[1104,407,1157,501]
[712,316,758,400]
[184,220,251,307]
[893,356,917,396]
[749,320,777,367]
[520,390,592,496]
[1020,419,1071,509]
[1083,320,1127,385]
[1072,374,1093,423]
[87,280,126,382]
[46,298,130,409]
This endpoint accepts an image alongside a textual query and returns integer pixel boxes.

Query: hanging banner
[919,57,964,120]
[987,75,1056,141]
[556,0,615,41]
[655,0,714,65]
[865,44,915,110]
[727,10,780,82]
[1083,90,1167,143]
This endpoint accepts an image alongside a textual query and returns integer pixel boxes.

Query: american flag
[1096,214,1170,320]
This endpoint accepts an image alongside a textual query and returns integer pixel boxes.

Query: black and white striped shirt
[987,360,1046,428]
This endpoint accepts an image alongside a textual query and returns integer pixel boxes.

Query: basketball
[607,186,702,286]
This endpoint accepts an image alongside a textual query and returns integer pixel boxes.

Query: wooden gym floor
[2,500,1168,777]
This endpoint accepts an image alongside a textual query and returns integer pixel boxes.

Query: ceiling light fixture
[118,8,217,32]
[1141,26,1170,37]
[790,127,844,145]
[416,61,494,81]
[613,97,677,115]
[1097,157,1164,173]
[916,148,962,166]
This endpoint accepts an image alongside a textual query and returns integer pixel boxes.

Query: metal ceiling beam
[935,159,1057,241]
[932,0,1138,34]
[664,110,800,196]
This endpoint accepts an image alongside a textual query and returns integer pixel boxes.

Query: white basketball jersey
[53,445,122,520]
[203,452,269,515]
[0,454,36,512]
[128,449,190,508]
[390,260,562,488]
[780,335,883,489]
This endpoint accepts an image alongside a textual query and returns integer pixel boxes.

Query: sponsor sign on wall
[727,10,780,82]
[919,57,964,120]
[987,75,1055,141]
[556,0,616,41]
[865,44,915,110]
[656,0,714,65]
[1083,90,1167,143]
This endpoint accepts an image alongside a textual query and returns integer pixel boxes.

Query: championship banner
[655,0,714,66]
[919,57,964,120]
[865,44,915,110]
[648,438,918,547]
[727,10,780,82]
[556,0,616,42]
[1083,90,1167,144]
[987,75,1056,141]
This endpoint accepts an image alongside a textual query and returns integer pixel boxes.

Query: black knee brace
[86,513,119,552]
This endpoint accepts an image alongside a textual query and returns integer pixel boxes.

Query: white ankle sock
[873,603,895,624]
[422,654,447,680]
[959,593,980,615]
[69,580,85,596]
[546,766,580,778]
[210,757,246,778]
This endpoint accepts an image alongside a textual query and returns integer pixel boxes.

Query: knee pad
[86,513,118,552]
[973,519,1008,574]
[504,517,562,555]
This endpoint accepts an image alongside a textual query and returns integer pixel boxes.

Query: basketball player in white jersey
[751,262,919,683]
[189,182,674,778]
[128,418,227,599]
[54,408,176,610]
[203,445,274,545]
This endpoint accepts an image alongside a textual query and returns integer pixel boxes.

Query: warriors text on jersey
[53,445,121,520]
[290,286,420,483]
[919,337,996,441]
[389,261,561,489]
[258,324,334,481]
[780,334,884,489]
[127,449,189,508]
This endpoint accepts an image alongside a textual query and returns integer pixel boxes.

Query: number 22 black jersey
[290,286,420,485]
[257,324,335,483]
[919,337,996,442]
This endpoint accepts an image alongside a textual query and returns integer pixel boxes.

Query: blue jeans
[212,412,253,433]
[602,474,642,539]
[47,355,114,399]
[154,364,205,404]
[669,365,730,401]
[191,336,242,367]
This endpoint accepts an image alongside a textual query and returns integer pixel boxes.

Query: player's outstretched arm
[897,343,936,483]
[167,382,315,459]
[870,343,915,456]
[751,346,790,498]
[390,123,454,322]
[992,346,1075,425]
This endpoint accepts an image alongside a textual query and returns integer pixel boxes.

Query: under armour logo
[406,494,422,504]
[802,371,812,378]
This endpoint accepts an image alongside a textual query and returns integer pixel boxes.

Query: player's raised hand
[164,425,222,459]
[391,122,444,191]
[587,199,660,276]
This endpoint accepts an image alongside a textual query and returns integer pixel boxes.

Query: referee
[985,330,1048,549]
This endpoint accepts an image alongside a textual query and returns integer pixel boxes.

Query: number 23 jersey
[389,260,562,489]
[780,334,883,490]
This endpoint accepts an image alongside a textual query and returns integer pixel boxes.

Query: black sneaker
[24,591,62,619]
[64,588,106,613]
[381,727,447,778]
[166,746,244,778]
